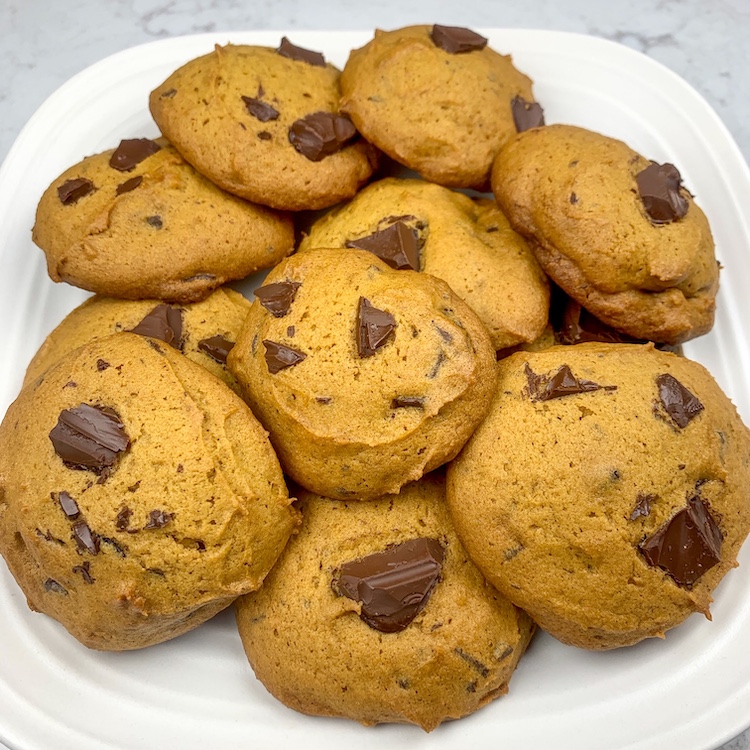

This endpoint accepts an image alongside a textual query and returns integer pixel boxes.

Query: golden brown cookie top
[300,177,549,350]
[149,42,378,210]
[32,137,294,302]
[491,124,718,344]
[340,25,537,188]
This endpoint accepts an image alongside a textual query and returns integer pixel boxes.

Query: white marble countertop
[0,1,749,749]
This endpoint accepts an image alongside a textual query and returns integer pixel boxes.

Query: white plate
[1,29,750,750]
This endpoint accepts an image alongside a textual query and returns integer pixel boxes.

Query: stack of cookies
[1,23,748,734]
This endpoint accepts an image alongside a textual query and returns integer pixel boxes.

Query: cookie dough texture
[0,333,298,650]
[149,42,378,211]
[235,474,534,731]
[23,288,251,392]
[491,124,718,345]
[299,177,550,350]
[447,343,750,649]
[227,247,497,500]
[340,25,536,188]
[32,138,294,303]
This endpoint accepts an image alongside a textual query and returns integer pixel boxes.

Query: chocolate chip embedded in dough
[72,520,100,555]
[276,36,326,67]
[57,178,95,205]
[263,340,307,374]
[241,96,280,122]
[129,304,184,350]
[346,222,421,271]
[56,491,80,520]
[392,396,425,409]
[635,162,689,224]
[254,281,301,317]
[145,215,163,228]
[638,495,722,587]
[44,579,68,595]
[333,538,445,633]
[115,506,132,531]
[72,561,95,584]
[357,297,397,358]
[198,335,235,364]
[49,404,130,474]
[511,95,545,132]
[109,138,162,172]
[288,112,357,161]
[430,25,488,54]
[115,175,143,195]
[630,493,656,521]
[656,373,704,428]
[524,363,616,401]
[143,510,172,530]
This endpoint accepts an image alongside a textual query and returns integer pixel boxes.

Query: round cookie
[235,472,534,731]
[0,333,299,650]
[32,137,294,302]
[340,25,538,189]
[446,343,750,649]
[299,177,550,351]
[491,124,719,345]
[149,40,378,211]
[24,288,252,392]
[226,247,497,501]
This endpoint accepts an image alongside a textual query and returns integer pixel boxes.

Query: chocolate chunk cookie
[299,177,550,350]
[235,472,534,730]
[24,288,251,392]
[149,41,378,210]
[340,25,539,188]
[0,333,298,650]
[491,124,718,345]
[226,247,496,500]
[447,343,750,649]
[33,137,294,302]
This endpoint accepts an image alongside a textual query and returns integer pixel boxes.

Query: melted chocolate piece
[263,340,307,374]
[430,25,488,54]
[638,495,722,587]
[49,404,130,474]
[333,538,445,633]
[656,373,704,428]
[116,175,143,195]
[241,96,279,122]
[511,95,545,132]
[58,178,94,205]
[276,37,326,66]
[129,304,184,350]
[357,298,397,358]
[255,281,301,317]
[72,520,100,555]
[144,510,172,529]
[109,138,161,172]
[73,561,95,584]
[198,335,234,364]
[57,491,80,519]
[96,359,110,372]
[146,215,163,228]
[288,112,357,161]
[346,222,421,271]
[115,506,132,531]
[44,579,68,595]
[525,363,614,401]
[392,396,425,409]
[635,162,689,224]
[257,131,272,141]
[630,493,656,521]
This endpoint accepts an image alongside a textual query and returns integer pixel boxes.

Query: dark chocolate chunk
[511,95,545,132]
[569,192,578,204]
[638,495,722,587]
[333,538,445,632]
[115,506,132,531]
[57,491,80,520]
[72,561,95,584]
[241,96,280,122]
[109,138,161,172]
[160,88,177,98]
[430,25,488,54]
[276,36,326,66]
[49,404,130,474]
[145,215,163,228]
[454,647,490,677]
[346,222,421,271]
[144,510,172,529]
[257,131,272,141]
[288,112,357,161]
[96,359,110,372]
[36,528,65,545]
[392,396,425,409]
[316,396,332,404]
[129,304,184,350]
[198,335,234,364]
[57,178,94,205]
[357,297,396,358]
[656,373,704,428]
[44,579,68,595]
[635,162,689,224]
[630,493,656,521]
[525,363,615,401]
[72,520,100,555]
[263,340,307,374]
[255,281,301,317]
[116,175,143,195]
